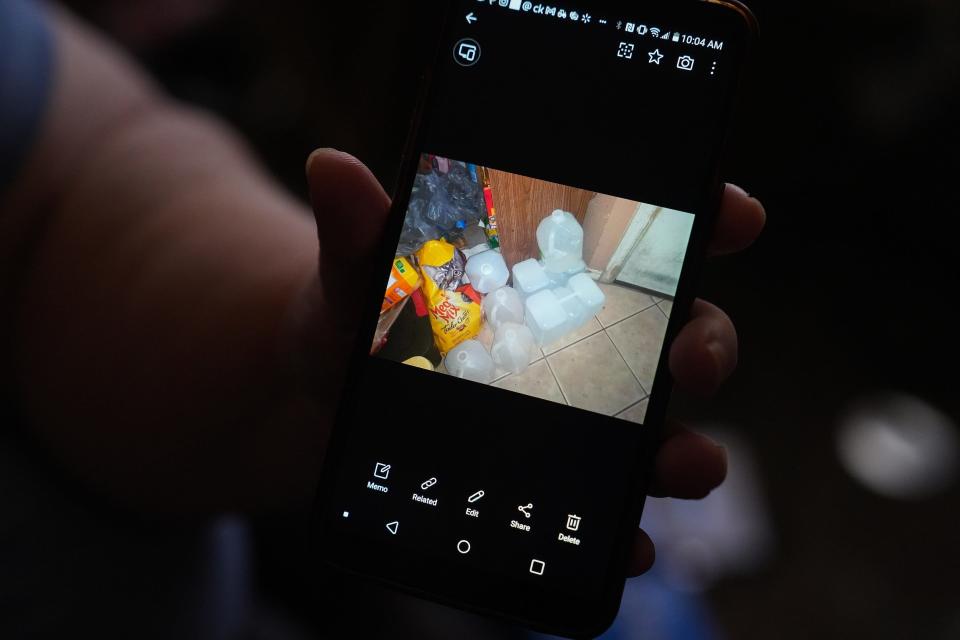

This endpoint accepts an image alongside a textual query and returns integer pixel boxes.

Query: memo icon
[373,462,391,480]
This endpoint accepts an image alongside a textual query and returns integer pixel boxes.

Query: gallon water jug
[553,286,589,332]
[537,210,586,274]
[568,273,606,319]
[465,250,509,294]
[444,340,495,384]
[491,322,537,375]
[512,258,550,296]
[482,286,525,330]
[544,262,587,288]
[524,289,570,346]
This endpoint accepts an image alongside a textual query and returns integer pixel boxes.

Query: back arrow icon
[466,12,477,25]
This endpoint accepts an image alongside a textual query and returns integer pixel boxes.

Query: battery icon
[672,32,681,42]
[509,0,522,9]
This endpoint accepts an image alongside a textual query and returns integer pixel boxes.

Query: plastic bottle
[482,286,525,330]
[491,322,537,375]
[524,289,570,346]
[465,250,510,294]
[444,340,495,383]
[568,273,606,318]
[553,286,589,331]
[537,210,587,274]
[512,258,551,296]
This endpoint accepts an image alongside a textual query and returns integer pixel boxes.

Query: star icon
[648,49,664,64]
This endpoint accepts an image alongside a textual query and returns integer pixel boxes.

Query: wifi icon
[649,27,661,38]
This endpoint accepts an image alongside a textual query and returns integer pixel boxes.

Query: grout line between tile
[542,324,603,357]
[543,356,571,407]
[615,396,650,418]
[604,327,650,397]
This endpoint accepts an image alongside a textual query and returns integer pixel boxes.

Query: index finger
[709,183,766,256]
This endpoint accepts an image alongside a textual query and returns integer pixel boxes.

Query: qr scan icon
[617,42,635,59]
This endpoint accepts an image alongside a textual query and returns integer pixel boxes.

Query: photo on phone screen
[374,153,694,424]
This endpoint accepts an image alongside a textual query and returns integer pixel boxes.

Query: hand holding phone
[306,1,762,636]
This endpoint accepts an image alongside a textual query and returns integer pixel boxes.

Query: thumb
[292,149,390,396]
[306,149,391,307]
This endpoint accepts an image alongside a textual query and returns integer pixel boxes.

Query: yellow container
[382,257,420,313]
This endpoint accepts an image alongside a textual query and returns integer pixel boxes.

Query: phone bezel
[312,1,758,636]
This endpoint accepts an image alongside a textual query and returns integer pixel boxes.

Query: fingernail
[305,148,338,176]
[706,339,730,381]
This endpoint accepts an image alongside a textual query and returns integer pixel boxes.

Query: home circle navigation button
[457,539,472,555]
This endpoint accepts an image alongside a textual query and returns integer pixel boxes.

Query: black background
[65,0,960,637]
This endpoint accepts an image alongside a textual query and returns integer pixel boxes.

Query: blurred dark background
[59,0,960,638]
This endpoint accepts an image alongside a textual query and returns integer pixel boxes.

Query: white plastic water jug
[444,340,495,384]
[537,210,586,274]
[544,262,587,288]
[511,258,551,296]
[524,289,569,346]
[482,286,524,330]
[465,250,509,294]
[553,286,589,331]
[491,322,537,375]
[568,273,606,319]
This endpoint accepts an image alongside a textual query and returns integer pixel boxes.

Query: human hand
[627,183,766,575]
[301,150,765,575]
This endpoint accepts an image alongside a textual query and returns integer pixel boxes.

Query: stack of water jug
[444,210,606,384]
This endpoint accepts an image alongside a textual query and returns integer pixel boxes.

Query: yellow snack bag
[415,240,482,355]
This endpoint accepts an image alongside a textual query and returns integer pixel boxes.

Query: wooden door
[487,169,596,269]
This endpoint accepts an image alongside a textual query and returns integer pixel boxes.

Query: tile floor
[489,283,674,425]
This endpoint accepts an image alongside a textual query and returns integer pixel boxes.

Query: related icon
[498,0,509,8]
[467,489,486,503]
[566,514,582,531]
[522,1,533,10]
[342,511,350,518]
[598,18,608,25]
[544,6,557,17]
[529,559,546,576]
[569,11,578,21]
[616,42,635,59]
[518,503,533,518]
[465,11,477,24]
[509,0,523,9]
[672,32,681,42]
[648,49,664,64]
[661,31,672,40]
[649,27,661,38]
[533,3,545,14]
[616,20,622,30]
[457,539,472,554]
[581,13,591,23]
[374,462,391,480]
[386,521,399,535]
[453,38,482,67]
[677,55,695,71]
[637,24,648,35]
[557,9,566,19]
[421,477,438,491]
[625,22,635,33]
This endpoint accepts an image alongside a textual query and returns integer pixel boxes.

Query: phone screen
[316,0,752,633]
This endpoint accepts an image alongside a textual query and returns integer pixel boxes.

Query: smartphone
[314,1,756,636]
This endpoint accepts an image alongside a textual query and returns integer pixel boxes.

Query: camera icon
[677,55,695,71]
